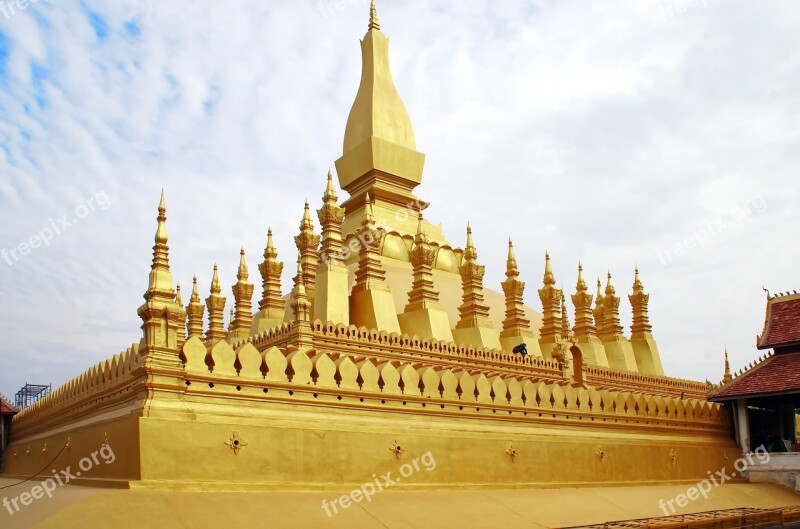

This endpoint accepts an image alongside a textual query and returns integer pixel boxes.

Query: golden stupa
[7,4,790,526]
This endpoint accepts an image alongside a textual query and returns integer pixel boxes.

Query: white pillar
[736,398,750,453]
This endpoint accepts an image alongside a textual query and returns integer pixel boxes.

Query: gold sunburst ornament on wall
[225,432,248,455]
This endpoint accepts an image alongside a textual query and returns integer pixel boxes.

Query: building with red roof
[0,393,18,474]
[711,291,800,455]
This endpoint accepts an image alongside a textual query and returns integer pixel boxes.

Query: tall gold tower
[571,263,609,367]
[600,272,638,371]
[349,195,400,332]
[628,267,664,375]
[452,224,501,350]
[335,0,428,239]
[251,228,285,334]
[500,239,541,357]
[229,248,254,341]
[398,214,453,342]
[538,252,563,359]
[314,171,350,326]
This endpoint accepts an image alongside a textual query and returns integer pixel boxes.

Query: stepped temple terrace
[2,3,798,528]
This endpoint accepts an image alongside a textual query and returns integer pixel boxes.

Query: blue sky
[0,0,798,400]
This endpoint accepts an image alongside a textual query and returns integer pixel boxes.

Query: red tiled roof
[712,351,800,400]
[0,394,17,415]
[758,293,800,350]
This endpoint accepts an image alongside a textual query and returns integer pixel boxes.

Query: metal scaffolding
[14,382,51,409]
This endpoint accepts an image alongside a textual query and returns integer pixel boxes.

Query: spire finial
[364,193,375,224]
[191,274,200,303]
[576,261,587,292]
[323,169,337,201]
[605,270,615,295]
[414,211,428,244]
[238,247,248,281]
[155,189,168,245]
[464,222,477,261]
[722,348,733,384]
[175,282,183,306]
[506,238,517,272]
[543,251,556,287]
[369,0,380,31]
[211,264,221,294]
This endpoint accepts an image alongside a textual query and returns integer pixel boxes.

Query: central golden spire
[336,1,427,239]
[343,0,415,153]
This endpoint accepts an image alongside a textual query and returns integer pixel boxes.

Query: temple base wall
[127,395,735,490]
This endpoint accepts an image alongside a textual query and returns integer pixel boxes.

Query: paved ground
[1,479,798,529]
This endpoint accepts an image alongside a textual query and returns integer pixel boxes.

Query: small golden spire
[364,193,375,224]
[191,275,201,303]
[506,238,517,273]
[415,211,428,244]
[205,264,227,346]
[237,247,248,281]
[186,274,205,339]
[632,266,644,293]
[300,199,313,231]
[369,0,380,31]
[464,223,477,261]
[175,283,183,306]
[266,227,276,254]
[323,169,337,201]
[211,264,221,294]
[231,248,254,339]
[560,291,571,337]
[596,278,603,299]
[576,262,587,292]
[722,348,732,384]
[605,271,616,296]
[156,189,168,245]
[543,251,556,287]
[258,227,285,314]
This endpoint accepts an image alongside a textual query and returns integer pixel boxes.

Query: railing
[558,506,800,529]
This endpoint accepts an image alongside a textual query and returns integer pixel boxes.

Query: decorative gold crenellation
[601,272,623,338]
[405,213,439,310]
[317,169,346,265]
[175,283,186,348]
[593,278,606,337]
[538,252,563,340]
[500,238,531,335]
[368,0,380,31]
[722,348,732,384]
[186,275,205,339]
[294,200,321,308]
[455,223,492,328]
[351,194,387,293]
[628,267,652,336]
[137,191,185,363]
[229,248,254,340]
[205,264,227,347]
[572,263,598,338]
[257,228,285,314]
